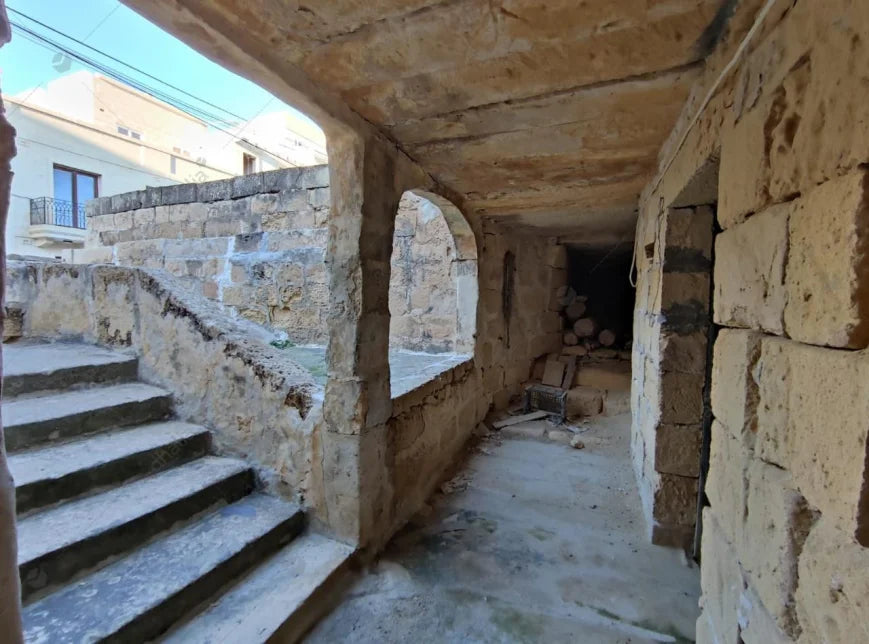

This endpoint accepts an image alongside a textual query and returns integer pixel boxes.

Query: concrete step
[163,533,355,643]
[2,342,138,398]
[10,421,211,515]
[22,494,305,643]
[18,456,253,601]
[2,382,173,452]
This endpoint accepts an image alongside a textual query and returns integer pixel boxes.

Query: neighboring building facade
[6,71,327,259]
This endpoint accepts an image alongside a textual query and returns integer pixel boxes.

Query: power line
[7,3,119,113]
[9,19,302,167]
[12,26,229,148]
[8,7,249,125]
[221,97,275,152]
[12,20,239,129]
[14,20,299,166]
[81,5,120,41]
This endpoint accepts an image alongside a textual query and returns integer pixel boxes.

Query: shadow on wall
[388,190,478,355]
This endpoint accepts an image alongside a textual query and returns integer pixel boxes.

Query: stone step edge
[2,353,139,399]
[19,459,254,602]
[3,383,174,452]
[22,496,305,643]
[13,422,213,516]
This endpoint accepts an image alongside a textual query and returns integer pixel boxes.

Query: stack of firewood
[555,286,617,350]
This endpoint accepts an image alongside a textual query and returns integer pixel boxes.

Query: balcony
[28,197,87,248]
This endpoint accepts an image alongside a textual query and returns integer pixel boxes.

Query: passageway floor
[306,413,700,643]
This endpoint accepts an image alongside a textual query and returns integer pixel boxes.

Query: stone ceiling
[124,0,730,240]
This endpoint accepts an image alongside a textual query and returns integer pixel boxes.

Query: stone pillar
[321,130,410,548]
[0,2,23,638]
[632,204,713,548]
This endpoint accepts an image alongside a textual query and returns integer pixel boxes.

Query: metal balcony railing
[30,197,87,229]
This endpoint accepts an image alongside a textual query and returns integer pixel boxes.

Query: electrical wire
[11,28,252,171]
[80,5,120,41]
[6,3,119,112]
[12,20,239,129]
[10,19,302,167]
[8,6,248,125]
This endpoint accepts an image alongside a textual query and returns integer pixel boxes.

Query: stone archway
[388,190,478,356]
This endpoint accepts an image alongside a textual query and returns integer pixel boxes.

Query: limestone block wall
[389,192,460,352]
[83,167,332,344]
[83,168,468,352]
[633,1,869,642]
[77,153,559,549]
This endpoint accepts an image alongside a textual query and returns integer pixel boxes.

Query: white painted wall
[6,100,235,259]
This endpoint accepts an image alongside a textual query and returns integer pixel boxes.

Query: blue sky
[0,0,321,130]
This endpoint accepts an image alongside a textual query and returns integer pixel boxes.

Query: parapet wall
[83,167,463,352]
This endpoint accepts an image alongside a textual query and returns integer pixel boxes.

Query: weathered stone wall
[308,134,564,550]
[5,260,339,530]
[633,1,869,642]
[84,168,469,352]
[5,232,562,551]
[0,42,23,640]
[389,192,459,352]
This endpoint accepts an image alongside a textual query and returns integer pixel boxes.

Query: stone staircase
[3,341,353,643]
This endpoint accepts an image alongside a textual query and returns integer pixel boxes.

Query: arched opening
[387,189,478,396]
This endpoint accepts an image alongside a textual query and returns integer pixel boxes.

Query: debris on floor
[440,472,471,494]
[472,421,491,437]
[491,410,549,429]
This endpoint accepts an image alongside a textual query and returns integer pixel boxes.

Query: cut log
[573,317,597,338]
[598,329,616,347]
[555,285,576,308]
[563,331,578,346]
[564,301,587,321]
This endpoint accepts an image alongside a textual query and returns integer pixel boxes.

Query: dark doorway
[565,242,635,349]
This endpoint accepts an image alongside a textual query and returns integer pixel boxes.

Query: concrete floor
[283,345,469,397]
[306,413,700,643]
